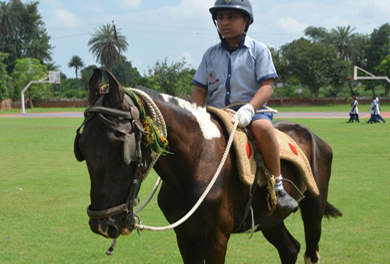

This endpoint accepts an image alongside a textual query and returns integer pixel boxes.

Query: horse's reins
[76,92,147,222]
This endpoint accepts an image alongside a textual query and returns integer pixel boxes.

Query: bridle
[75,90,147,228]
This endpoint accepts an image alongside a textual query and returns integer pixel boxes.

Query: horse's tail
[324,202,342,219]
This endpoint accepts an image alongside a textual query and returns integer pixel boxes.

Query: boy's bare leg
[249,119,298,214]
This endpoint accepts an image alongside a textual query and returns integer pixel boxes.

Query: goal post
[353,66,390,83]
[21,71,61,114]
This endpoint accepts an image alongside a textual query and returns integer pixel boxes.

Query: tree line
[1,0,389,106]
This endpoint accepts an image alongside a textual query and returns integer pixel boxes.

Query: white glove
[232,104,255,127]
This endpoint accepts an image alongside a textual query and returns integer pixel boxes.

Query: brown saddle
[207,106,319,197]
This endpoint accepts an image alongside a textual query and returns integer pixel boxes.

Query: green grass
[0,116,389,263]
[1,102,389,114]
[0,107,85,114]
[274,102,390,112]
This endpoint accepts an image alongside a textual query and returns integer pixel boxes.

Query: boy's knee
[250,120,274,136]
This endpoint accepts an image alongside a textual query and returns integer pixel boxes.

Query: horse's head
[74,68,150,239]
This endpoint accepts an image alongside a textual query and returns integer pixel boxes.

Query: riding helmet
[209,0,254,24]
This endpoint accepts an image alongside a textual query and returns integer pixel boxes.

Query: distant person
[347,96,359,123]
[374,94,386,123]
[367,95,378,123]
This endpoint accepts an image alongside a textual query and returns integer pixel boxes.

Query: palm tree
[330,25,358,62]
[68,55,85,91]
[24,34,53,64]
[88,24,128,70]
[0,1,20,52]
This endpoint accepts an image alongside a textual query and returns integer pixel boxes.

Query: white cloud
[50,8,84,28]
[276,17,307,35]
[116,0,142,9]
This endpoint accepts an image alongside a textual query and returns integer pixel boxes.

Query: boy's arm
[232,78,275,127]
[248,78,275,110]
[190,85,207,107]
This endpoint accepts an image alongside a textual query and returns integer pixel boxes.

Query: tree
[362,23,390,95]
[330,25,358,61]
[375,49,390,96]
[88,24,128,70]
[281,38,349,100]
[24,32,53,64]
[12,57,48,107]
[111,56,141,86]
[304,26,329,43]
[145,57,195,97]
[0,1,20,52]
[2,0,53,73]
[68,55,85,91]
[0,52,11,100]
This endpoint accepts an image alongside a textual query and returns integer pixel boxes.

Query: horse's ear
[88,68,103,105]
[102,69,126,108]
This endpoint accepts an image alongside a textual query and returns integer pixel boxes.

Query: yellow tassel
[267,175,277,216]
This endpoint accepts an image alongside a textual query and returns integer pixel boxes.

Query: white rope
[125,88,166,214]
[128,88,166,181]
[224,102,278,114]
[134,120,239,231]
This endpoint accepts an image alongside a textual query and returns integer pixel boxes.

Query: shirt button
[227,92,230,94]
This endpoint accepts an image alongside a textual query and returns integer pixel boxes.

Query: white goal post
[21,71,60,114]
[353,66,390,83]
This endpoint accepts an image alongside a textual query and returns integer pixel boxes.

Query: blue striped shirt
[192,36,278,109]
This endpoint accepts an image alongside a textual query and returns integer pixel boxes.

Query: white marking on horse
[161,94,221,140]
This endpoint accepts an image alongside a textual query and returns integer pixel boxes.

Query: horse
[74,68,341,264]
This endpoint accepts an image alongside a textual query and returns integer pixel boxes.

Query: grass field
[0,110,389,263]
[0,102,389,114]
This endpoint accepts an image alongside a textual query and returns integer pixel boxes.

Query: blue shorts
[230,105,274,123]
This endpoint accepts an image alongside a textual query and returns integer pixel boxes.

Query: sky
[27,0,390,78]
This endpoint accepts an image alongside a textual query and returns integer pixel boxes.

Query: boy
[190,0,297,214]
[347,96,359,123]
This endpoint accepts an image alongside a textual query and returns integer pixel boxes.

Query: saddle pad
[207,106,319,197]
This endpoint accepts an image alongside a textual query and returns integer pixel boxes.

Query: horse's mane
[129,85,221,140]
[130,85,200,112]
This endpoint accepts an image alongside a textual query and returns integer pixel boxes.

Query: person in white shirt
[347,96,359,123]
[374,94,386,123]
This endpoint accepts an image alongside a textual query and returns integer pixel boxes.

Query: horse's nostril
[105,221,120,238]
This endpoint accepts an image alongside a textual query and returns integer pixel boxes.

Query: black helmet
[209,0,254,24]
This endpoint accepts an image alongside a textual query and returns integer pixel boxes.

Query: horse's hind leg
[300,192,323,264]
[261,222,300,264]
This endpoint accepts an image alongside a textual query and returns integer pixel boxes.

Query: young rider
[190,0,298,214]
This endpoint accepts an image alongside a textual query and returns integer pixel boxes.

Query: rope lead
[106,238,117,256]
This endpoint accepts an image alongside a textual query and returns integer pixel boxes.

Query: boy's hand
[232,104,255,127]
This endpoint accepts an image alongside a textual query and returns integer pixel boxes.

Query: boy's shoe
[276,189,298,214]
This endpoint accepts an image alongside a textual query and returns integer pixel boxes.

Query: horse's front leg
[261,222,300,264]
[176,229,229,264]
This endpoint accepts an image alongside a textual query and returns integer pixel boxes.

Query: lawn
[0,102,389,114]
[0,114,389,263]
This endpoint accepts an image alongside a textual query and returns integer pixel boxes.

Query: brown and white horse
[74,68,341,264]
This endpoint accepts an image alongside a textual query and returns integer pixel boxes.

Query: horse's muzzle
[89,217,121,239]
[89,214,136,239]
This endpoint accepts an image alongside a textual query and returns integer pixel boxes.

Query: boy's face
[216,9,249,46]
